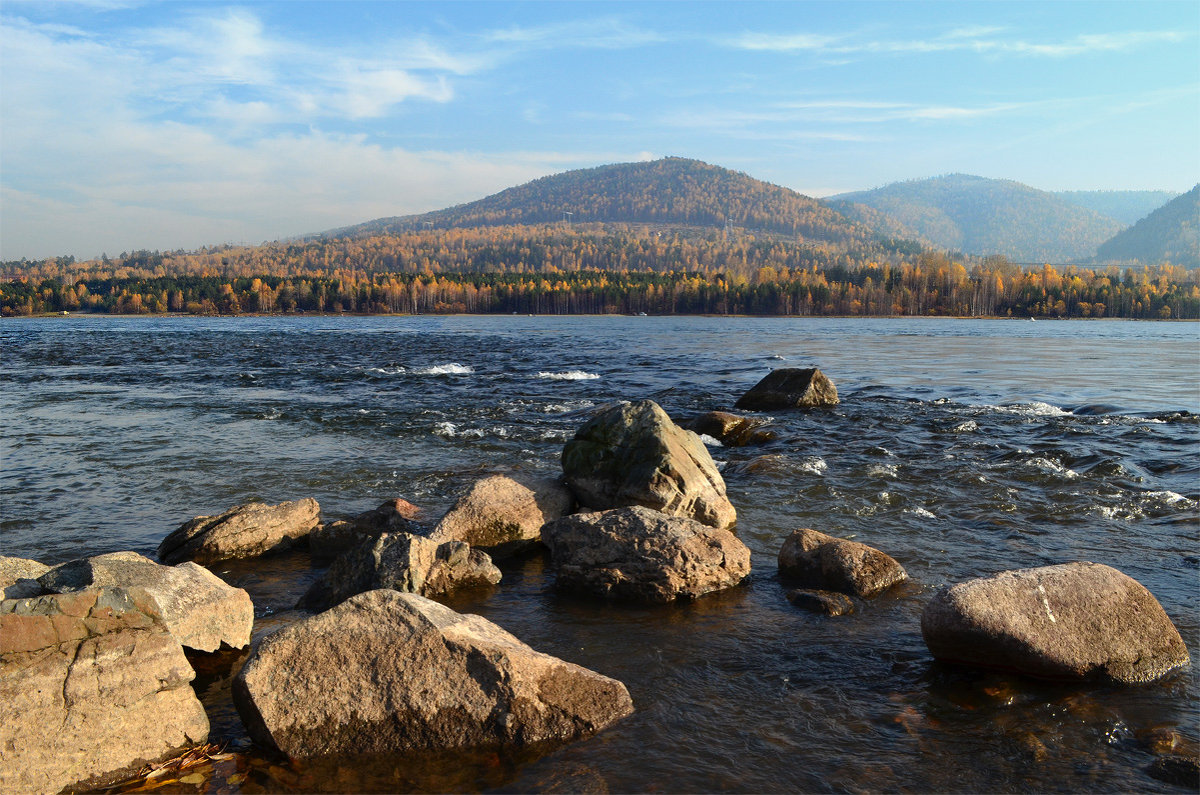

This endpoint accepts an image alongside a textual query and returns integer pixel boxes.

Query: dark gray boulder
[158,498,320,565]
[234,590,634,758]
[778,528,908,598]
[734,368,838,410]
[542,506,751,604]
[298,532,501,612]
[429,474,573,557]
[562,400,736,530]
[921,562,1190,684]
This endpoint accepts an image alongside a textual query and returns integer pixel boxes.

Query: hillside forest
[3,224,1197,319]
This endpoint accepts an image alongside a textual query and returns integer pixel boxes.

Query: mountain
[1095,185,1199,267]
[329,157,883,247]
[1055,190,1178,226]
[829,174,1124,263]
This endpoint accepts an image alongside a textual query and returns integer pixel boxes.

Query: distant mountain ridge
[830,174,1125,263]
[1096,185,1199,267]
[1054,190,1178,226]
[328,157,882,247]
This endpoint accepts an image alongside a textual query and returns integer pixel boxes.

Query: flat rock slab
[542,505,751,604]
[38,551,252,652]
[0,555,50,599]
[921,562,1190,684]
[778,528,908,598]
[158,498,320,565]
[734,368,839,411]
[234,590,634,758]
[430,474,573,557]
[298,532,501,612]
[0,587,209,794]
[562,400,736,530]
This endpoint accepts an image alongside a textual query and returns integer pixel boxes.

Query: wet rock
[430,474,573,557]
[234,590,634,758]
[310,498,424,562]
[681,411,776,446]
[0,587,209,794]
[298,532,501,612]
[562,400,736,530]
[778,529,908,598]
[0,555,49,599]
[37,551,252,652]
[1146,755,1200,789]
[158,498,321,565]
[734,367,839,411]
[542,506,750,604]
[786,588,854,616]
[921,562,1190,684]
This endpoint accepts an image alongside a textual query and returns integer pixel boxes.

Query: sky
[2,1,1197,261]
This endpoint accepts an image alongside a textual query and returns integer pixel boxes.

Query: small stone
[681,411,776,446]
[734,368,838,411]
[430,475,573,557]
[785,589,854,616]
[778,528,908,598]
[1146,755,1200,789]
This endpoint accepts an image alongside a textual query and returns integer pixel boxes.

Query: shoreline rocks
[921,562,1190,684]
[430,474,573,557]
[0,556,50,600]
[562,400,736,530]
[298,532,501,612]
[158,498,321,565]
[310,498,423,563]
[778,529,908,598]
[0,587,209,794]
[234,590,634,758]
[735,367,839,411]
[543,506,751,604]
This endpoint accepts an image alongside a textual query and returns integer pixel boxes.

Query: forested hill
[329,157,883,246]
[1095,185,1200,267]
[1055,190,1178,226]
[829,174,1124,263]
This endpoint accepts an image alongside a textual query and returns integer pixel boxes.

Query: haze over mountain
[1054,190,1178,226]
[1095,185,1200,268]
[327,157,887,249]
[830,175,1125,263]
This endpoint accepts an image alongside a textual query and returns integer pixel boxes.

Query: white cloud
[484,17,665,50]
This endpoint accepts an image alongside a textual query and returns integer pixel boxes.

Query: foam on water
[535,370,601,380]
[413,363,474,375]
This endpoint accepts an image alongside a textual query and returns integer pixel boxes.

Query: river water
[1,316,1197,793]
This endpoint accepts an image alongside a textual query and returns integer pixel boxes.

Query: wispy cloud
[484,17,665,50]
[727,26,1189,58]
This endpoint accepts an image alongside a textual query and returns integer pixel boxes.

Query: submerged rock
[542,506,751,604]
[310,498,424,562]
[234,590,634,758]
[0,587,209,794]
[158,498,320,565]
[1146,755,1200,788]
[0,556,49,599]
[681,411,777,446]
[430,474,573,557]
[921,562,1190,684]
[562,400,736,530]
[37,551,252,652]
[786,588,855,616]
[778,529,908,598]
[734,367,838,411]
[298,532,500,612]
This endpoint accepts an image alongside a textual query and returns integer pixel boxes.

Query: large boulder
[0,555,49,599]
[0,588,209,794]
[430,475,574,557]
[234,590,634,758]
[309,498,423,562]
[734,368,838,410]
[921,562,1190,684]
[681,411,777,446]
[298,532,501,612]
[562,400,736,530]
[158,498,320,565]
[778,529,908,598]
[542,506,751,604]
[37,551,252,652]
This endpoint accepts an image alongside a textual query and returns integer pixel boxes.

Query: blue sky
[2,1,1197,261]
